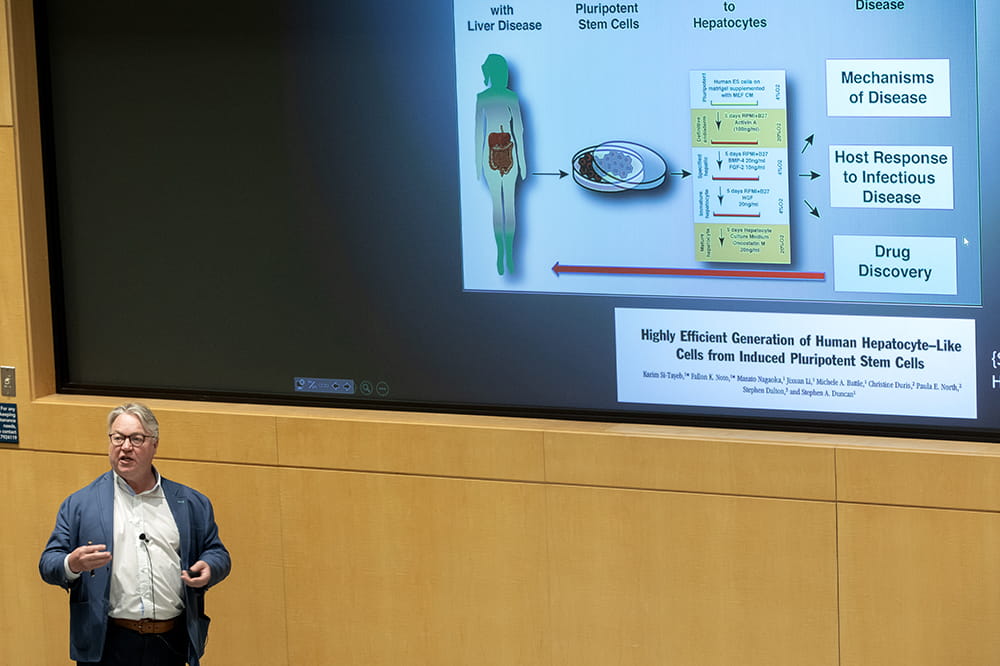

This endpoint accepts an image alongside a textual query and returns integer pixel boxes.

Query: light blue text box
[834,235,956,295]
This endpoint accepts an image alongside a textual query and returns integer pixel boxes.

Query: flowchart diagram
[690,70,790,264]
[453,2,981,306]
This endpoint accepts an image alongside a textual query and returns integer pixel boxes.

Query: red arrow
[552,262,825,280]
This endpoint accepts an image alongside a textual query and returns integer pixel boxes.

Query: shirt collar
[113,467,163,497]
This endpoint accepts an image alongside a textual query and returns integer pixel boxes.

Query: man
[40,403,231,666]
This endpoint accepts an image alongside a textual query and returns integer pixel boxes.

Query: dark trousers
[84,618,188,666]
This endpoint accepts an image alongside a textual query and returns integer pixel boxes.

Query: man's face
[108,413,158,482]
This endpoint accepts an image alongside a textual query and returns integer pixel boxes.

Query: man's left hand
[181,560,212,588]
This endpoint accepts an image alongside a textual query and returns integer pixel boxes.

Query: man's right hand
[68,544,112,573]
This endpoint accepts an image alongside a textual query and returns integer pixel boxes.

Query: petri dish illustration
[593,144,645,188]
[573,140,667,193]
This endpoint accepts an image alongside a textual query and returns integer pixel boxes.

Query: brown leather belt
[111,617,177,634]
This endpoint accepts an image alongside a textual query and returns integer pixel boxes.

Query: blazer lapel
[163,479,192,568]
[96,471,115,555]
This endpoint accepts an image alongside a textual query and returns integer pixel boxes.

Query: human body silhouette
[475,54,526,275]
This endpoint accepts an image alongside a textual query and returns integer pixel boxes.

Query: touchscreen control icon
[294,377,355,395]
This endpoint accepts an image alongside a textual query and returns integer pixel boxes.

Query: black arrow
[718,187,724,205]
[719,235,726,247]
[670,170,692,178]
[715,112,722,129]
[801,134,814,153]
[798,171,821,180]
[716,152,723,170]
[804,200,820,218]
[532,170,568,178]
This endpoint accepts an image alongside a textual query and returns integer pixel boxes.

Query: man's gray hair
[107,402,160,438]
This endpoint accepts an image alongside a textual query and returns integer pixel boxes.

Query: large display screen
[35,1,1000,439]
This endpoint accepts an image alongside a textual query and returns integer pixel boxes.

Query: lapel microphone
[138,532,156,620]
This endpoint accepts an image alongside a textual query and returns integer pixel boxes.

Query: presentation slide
[446,0,994,430]
[454,1,980,305]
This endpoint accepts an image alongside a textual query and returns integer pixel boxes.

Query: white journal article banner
[615,308,977,419]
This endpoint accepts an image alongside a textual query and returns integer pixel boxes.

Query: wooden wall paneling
[18,401,113,452]
[0,126,25,392]
[546,485,839,666]
[156,459,288,666]
[279,468,549,665]
[149,404,279,465]
[277,415,545,481]
[21,399,279,465]
[8,0,54,398]
[0,0,12,126]
[837,447,1000,512]
[545,430,836,500]
[4,449,113,665]
[838,503,1000,665]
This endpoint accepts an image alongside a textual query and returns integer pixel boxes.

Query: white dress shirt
[107,470,185,620]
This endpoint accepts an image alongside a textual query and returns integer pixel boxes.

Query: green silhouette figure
[475,54,526,275]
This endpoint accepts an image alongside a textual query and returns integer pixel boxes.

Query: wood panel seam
[6,447,841,507]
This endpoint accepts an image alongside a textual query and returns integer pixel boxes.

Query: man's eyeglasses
[109,433,155,448]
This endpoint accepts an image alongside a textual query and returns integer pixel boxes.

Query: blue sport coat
[39,471,231,665]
